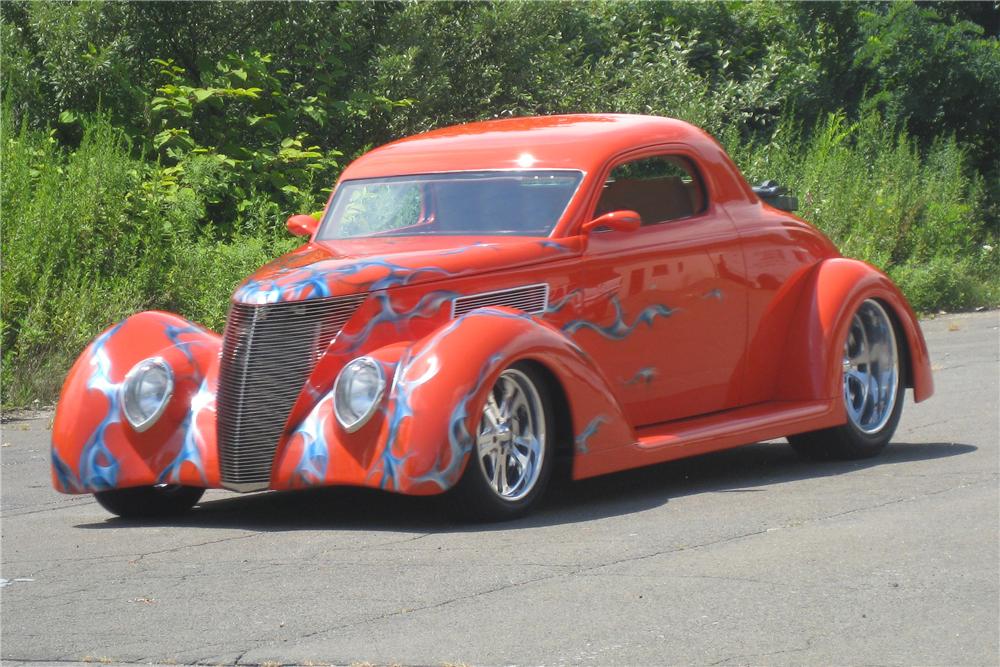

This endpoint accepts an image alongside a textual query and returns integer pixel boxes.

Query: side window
[595,155,706,226]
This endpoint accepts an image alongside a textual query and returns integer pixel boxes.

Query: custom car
[50,114,933,520]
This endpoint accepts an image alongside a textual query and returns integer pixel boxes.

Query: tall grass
[2,109,996,405]
[727,111,998,311]
[0,111,294,404]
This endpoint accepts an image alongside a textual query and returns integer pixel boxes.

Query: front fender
[776,258,933,406]
[51,312,222,494]
[270,307,634,494]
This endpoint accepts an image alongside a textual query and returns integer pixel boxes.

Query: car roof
[339,114,716,180]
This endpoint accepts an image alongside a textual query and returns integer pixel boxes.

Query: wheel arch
[515,358,576,458]
[776,258,933,405]
[391,307,635,492]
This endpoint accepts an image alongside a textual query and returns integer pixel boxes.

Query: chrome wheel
[476,368,547,502]
[842,299,899,434]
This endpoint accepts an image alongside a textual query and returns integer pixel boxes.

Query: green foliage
[147,51,349,229]
[0,111,294,404]
[855,2,1000,170]
[730,110,997,312]
[1,0,998,405]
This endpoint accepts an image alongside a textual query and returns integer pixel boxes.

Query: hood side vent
[451,283,550,318]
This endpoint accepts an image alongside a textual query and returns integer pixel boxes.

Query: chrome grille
[451,284,549,318]
[217,295,364,490]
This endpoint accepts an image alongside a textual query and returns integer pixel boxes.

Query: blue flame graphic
[340,290,458,353]
[156,379,210,485]
[51,449,84,493]
[563,296,675,340]
[76,322,126,490]
[414,352,504,489]
[575,415,608,454]
[538,240,574,253]
[544,288,581,315]
[624,367,658,385]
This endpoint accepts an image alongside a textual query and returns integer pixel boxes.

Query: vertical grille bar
[217,295,364,490]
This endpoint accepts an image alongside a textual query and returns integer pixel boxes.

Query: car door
[570,150,749,426]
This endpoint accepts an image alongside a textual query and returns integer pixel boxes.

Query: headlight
[121,357,174,432]
[333,356,385,432]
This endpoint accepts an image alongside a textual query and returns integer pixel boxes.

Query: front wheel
[450,363,554,521]
[789,299,904,460]
[94,484,205,518]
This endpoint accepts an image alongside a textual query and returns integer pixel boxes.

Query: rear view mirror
[286,214,319,237]
[582,210,642,234]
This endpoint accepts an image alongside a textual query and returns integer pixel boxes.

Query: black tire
[94,484,205,518]
[450,362,555,521]
[790,299,904,460]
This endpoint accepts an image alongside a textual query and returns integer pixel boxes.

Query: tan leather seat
[595,176,694,225]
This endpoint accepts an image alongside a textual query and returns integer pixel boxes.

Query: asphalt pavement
[2,310,998,667]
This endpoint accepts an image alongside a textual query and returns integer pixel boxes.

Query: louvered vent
[217,295,364,491]
[451,284,550,318]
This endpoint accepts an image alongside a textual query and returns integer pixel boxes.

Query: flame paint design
[157,379,211,485]
[164,323,208,370]
[74,322,126,490]
[414,352,504,489]
[339,290,458,353]
[538,240,574,253]
[290,394,335,487]
[372,324,454,490]
[575,415,608,454]
[702,288,724,301]
[624,367,658,385]
[233,266,334,304]
[544,288,581,314]
[563,296,675,340]
[233,258,455,304]
[52,449,83,493]
[435,241,500,256]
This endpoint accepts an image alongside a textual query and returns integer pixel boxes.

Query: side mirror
[581,209,642,235]
[286,214,319,237]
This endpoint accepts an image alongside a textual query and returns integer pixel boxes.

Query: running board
[573,399,842,480]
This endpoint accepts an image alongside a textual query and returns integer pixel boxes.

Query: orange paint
[51,115,932,499]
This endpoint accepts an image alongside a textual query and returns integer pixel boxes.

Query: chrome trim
[333,356,386,433]
[121,357,174,433]
[217,294,365,489]
[451,283,550,319]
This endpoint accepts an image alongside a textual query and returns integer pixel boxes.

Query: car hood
[232,236,581,304]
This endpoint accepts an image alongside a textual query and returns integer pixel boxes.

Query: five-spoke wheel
[790,299,904,460]
[452,362,553,520]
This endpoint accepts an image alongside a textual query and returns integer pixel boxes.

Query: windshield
[317,170,583,239]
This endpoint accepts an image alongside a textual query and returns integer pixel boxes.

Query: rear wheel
[451,363,554,521]
[94,484,204,518]
[789,299,903,460]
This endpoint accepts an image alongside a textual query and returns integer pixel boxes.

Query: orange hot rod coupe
[51,114,933,520]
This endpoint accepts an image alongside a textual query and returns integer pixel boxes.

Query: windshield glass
[317,170,583,239]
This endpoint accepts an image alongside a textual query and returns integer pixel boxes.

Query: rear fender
[51,312,222,494]
[776,258,933,407]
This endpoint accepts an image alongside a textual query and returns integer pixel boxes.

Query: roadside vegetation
[2,1,997,405]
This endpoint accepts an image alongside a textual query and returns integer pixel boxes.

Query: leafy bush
[0,110,297,405]
[729,110,997,311]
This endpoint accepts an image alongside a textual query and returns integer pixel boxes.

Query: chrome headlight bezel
[333,356,386,433]
[121,357,174,432]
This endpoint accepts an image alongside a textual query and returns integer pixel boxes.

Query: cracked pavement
[2,310,998,666]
